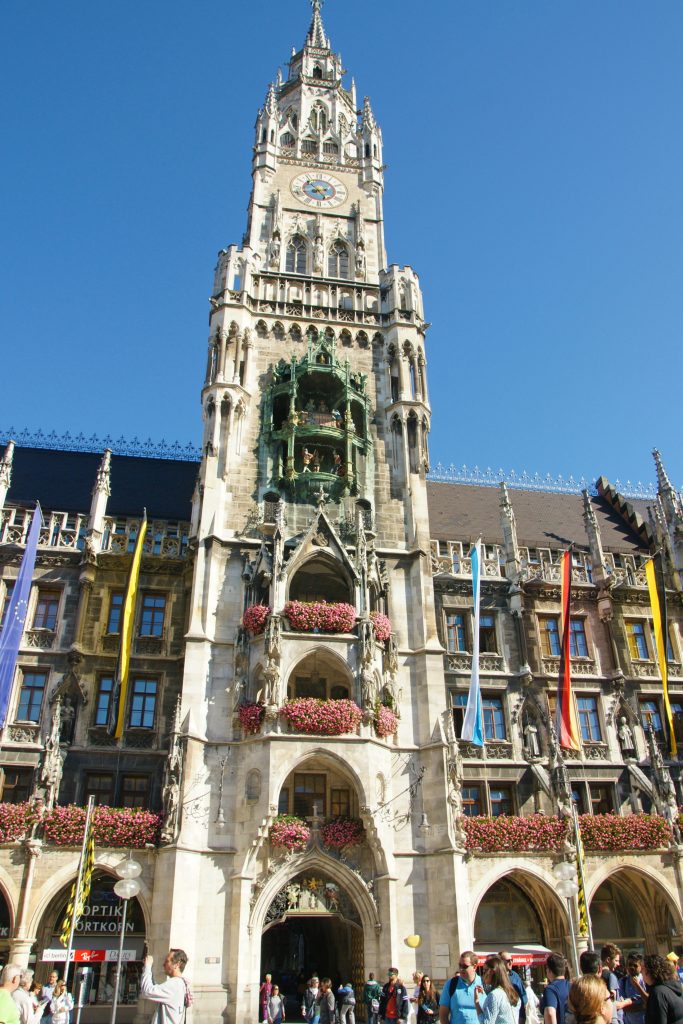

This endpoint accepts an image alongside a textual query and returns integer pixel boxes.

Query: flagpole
[571,803,594,949]
[64,796,95,987]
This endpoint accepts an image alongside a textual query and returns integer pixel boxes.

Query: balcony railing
[1,508,87,550]
[101,517,190,558]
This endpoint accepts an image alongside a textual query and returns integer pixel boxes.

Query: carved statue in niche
[233,629,249,711]
[355,245,366,279]
[313,235,324,274]
[59,697,76,745]
[523,711,541,759]
[160,699,184,845]
[548,724,573,820]
[40,699,65,810]
[617,716,636,757]
[268,235,281,268]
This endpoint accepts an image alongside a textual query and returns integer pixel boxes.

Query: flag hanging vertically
[108,513,148,739]
[645,552,676,758]
[60,811,96,946]
[462,539,484,746]
[0,505,42,728]
[557,550,581,750]
[572,806,592,942]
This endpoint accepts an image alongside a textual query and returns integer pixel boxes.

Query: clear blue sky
[2,1,681,491]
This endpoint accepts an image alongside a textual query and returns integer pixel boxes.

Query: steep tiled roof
[426,481,651,553]
[6,447,197,522]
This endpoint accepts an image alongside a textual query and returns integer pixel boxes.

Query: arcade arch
[588,867,682,952]
[285,648,354,703]
[473,868,568,958]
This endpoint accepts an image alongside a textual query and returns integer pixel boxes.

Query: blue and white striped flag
[462,539,484,745]
[0,505,42,727]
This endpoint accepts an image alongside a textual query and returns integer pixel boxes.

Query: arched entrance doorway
[590,870,678,953]
[35,872,146,1012]
[261,874,364,1014]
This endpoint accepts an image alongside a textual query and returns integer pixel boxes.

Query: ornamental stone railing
[24,629,55,650]
[101,517,190,559]
[541,656,597,677]
[1,508,87,551]
[6,723,40,744]
[446,653,505,673]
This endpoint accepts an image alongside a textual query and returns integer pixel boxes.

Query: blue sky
[1,1,681,491]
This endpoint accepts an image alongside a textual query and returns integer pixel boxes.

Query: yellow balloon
[404,935,422,948]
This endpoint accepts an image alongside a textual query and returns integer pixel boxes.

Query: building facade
[0,4,682,1022]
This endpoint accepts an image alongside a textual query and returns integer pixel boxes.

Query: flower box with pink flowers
[279,697,363,736]
[369,611,392,644]
[462,812,673,853]
[42,805,162,848]
[269,814,311,851]
[283,600,356,634]
[238,701,265,735]
[242,604,270,636]
[321,816,365,849]
[374,704,398,738]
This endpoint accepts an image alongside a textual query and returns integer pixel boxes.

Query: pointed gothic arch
[286,235,307,275]
[328,240,349,279]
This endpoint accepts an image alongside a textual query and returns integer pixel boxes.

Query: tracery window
[286,235,307,274]
[328,241,349,279]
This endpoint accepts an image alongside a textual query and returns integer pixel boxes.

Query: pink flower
[269,815,310,851]
[238,702,265,734]
[321,817,364,849]
[283,601,356,634]
[370,611,392,644]
[243,604,270,635]
[374,705,398,738]
[279,698,362,736]
[42,805,161,848]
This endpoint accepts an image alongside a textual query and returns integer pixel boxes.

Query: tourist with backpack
[338,983,356,1024]
[438,952,485,1024]
[364,974,382,1024]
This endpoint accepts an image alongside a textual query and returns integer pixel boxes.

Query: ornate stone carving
[7,724,40,744]
[161,698,184,846]
[39,698,65,809]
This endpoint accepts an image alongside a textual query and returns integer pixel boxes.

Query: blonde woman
[567,976,611,1024]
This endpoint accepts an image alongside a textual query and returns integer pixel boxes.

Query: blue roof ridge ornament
[428,462,660,501]
[0,427,201,463]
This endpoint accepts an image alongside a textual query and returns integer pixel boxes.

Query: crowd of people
[0,949,192,1024]
[260,945,683,1024]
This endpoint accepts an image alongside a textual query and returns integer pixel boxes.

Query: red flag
[557,551,580,749]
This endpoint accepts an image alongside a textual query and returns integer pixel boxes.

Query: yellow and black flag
[108,512,148,739]
[60,805,96,947]
[645,551,676,758]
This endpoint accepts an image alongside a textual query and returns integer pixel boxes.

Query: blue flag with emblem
[0,505,42,728]
[461,539,484,746]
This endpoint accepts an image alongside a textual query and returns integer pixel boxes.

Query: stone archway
[33,871,147,1015]
[589,866,682,953]
[472,867,568,958]
[260,873,365,1014]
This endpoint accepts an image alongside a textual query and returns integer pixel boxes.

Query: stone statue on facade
[268,235,281,268]
[523,715,541,759]
[444,717,467,851]
[646,725,682,845]
[233,628,250,711]
[548,722,573,820]
[40,698,65,810]
[355,245,366,279]
[160,699,184,845]
[617,716,636,757]
[313,235,324,274]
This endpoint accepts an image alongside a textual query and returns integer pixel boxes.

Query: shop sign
[42,949,136,963]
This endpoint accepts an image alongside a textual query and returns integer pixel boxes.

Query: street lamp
[110,856,142,1024]
[552,861,579,974]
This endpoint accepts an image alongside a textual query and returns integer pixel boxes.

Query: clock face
[290,173,348,209]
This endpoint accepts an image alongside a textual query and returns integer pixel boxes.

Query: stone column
[11,840,42,965]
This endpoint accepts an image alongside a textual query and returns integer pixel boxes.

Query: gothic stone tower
[156,6,448,1020]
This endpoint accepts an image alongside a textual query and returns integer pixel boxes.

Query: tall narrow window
[84,773,114,806]
[286,235,307,274]
[570,620,589,658]
[480,614,497,654]
[129,678,157,729]
[446,613,468,653]
[451,692,468,738]
[33,590,60,631]
[589,784,613,815]
[490,785,513,817]
[626,621,649,660]
[95,677,114,727]
[293,773,326,818]
[17,671,46,722]
[107,593,124,634]
[328,242,349,279]
[1,768,33,803]
[483,696,506,740]
[639,698,664,744]
[462,786,482,816]
[539,616,561,657]
[0,583,14,631]
[577,696,602,742]
[121,775,150,808]
[139,594,166,637]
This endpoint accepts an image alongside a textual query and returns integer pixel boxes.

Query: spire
[264,81,277,116]
[653,448,683,521]
[0,440,15,511]
[306,0,329,49]
[361,96,376,130]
